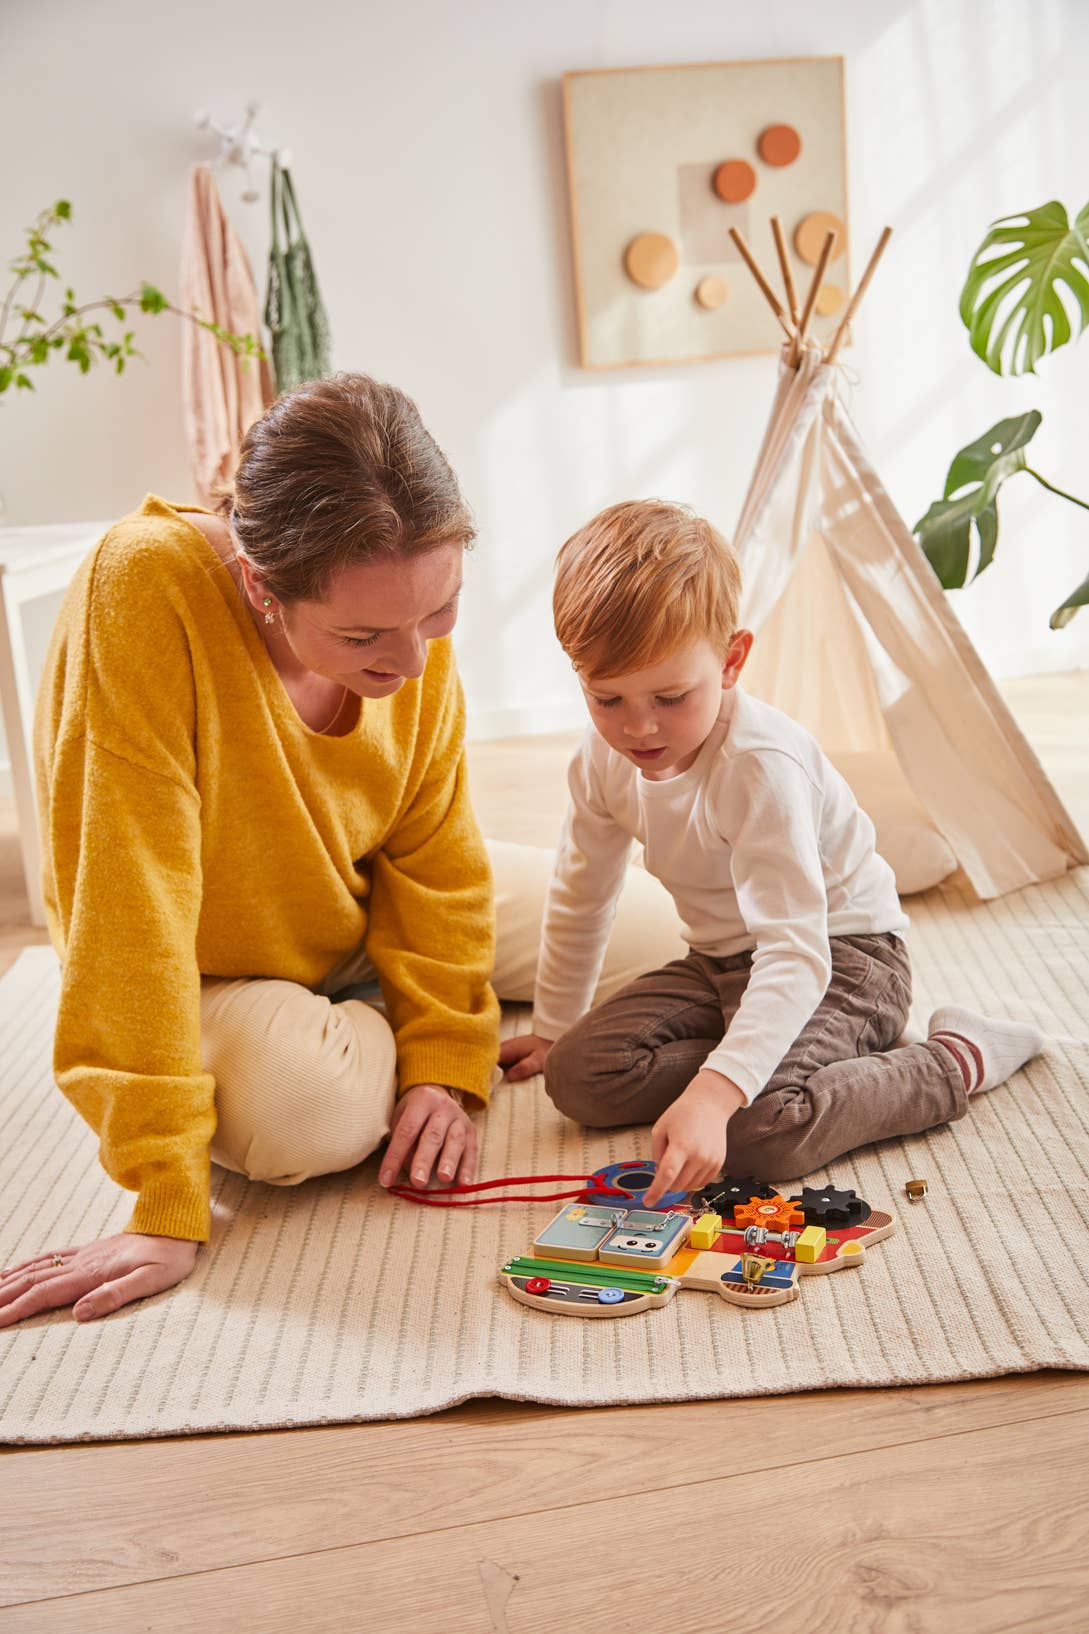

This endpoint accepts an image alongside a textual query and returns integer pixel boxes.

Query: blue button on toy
[598,1286,625,1305]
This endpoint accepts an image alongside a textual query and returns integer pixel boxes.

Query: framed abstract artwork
[562,57,849,368]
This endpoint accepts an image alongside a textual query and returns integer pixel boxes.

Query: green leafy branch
[0,200,263,398]
[915,411,1089,629]
[915,199,1089,628]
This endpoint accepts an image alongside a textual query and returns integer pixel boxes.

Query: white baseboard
[465,698,585,742]
[986,646,1089,682]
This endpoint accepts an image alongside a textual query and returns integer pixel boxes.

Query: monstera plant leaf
[1050,568,1089,630]
[915,411,1042,588]
[959,200,1089,375]
[916,410,1089,627]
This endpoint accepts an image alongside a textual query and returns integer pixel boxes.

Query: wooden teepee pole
[728,227,795,344]
[794,229,838,354]
[825,226,893,365]
[770,215,802,365]
[769,215,800,325]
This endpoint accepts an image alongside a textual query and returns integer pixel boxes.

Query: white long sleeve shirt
[532,689,908,1103]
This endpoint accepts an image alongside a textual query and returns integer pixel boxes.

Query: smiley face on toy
[610,1233,666,1255]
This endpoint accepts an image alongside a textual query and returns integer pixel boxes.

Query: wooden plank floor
[2,671,1088,1633]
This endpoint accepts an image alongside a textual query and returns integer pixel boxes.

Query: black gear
[693,1175,775,1216]
[790,1185,868,1226]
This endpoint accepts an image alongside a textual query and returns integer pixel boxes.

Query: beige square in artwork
[562,56,848,369]
[676,165,750,264]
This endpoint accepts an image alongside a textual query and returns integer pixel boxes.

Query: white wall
[2,0,1088,751]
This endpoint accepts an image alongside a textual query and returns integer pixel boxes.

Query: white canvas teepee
[734,344,1088,899]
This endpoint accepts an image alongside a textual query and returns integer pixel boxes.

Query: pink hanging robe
[179,163,274,508]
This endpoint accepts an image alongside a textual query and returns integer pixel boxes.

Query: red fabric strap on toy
[389,1172,635,1207]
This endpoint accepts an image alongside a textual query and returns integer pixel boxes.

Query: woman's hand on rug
[0,1233,199,1328]
[498,1032,553,1082]
[644,1069,748,1207]
[379,1083,478,1189]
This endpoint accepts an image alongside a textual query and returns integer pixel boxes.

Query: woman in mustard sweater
[0,375,529,1325]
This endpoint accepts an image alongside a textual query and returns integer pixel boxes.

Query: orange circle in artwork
[713,160,757,204]
[815,283,845,316]
[794,211,847,266]
[695,275,729,310]
[758,124,802,167]
[624,232,680,290]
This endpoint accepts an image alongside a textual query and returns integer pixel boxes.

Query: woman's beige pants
[203,840,684,1185]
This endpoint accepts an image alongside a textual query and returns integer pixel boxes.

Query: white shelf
[0,520,112,925]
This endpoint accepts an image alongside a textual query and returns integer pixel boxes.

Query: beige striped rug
[2,869,1088,1444]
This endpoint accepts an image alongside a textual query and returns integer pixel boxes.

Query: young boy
[500,500,1044,1208]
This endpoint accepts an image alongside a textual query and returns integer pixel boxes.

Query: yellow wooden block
[690,1214,722,1250]
[794,1224,826,1264]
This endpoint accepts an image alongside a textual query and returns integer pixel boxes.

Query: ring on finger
[51,1254,64,1268]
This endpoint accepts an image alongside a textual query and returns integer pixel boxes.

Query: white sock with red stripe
[927,1005,1045,1095]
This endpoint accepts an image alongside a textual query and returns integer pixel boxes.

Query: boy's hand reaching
[645,1069,748,1207]
[499,1032,553,1082]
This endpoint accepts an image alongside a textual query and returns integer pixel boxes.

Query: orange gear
[733,1194,805,1232]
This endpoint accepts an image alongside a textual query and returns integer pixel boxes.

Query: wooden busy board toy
[499,1160,896,1318]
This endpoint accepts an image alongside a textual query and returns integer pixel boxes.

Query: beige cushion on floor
[831,749,957,896]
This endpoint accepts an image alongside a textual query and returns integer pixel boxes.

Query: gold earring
[262,596,275,625]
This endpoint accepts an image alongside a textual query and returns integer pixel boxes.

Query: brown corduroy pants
[544,932,969,1181]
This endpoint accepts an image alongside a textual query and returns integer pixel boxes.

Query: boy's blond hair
[553,499,742,678]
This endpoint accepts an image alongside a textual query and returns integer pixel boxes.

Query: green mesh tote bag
[264,159,332,391]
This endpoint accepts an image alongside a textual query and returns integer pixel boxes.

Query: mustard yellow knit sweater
[34,497,499,1243]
